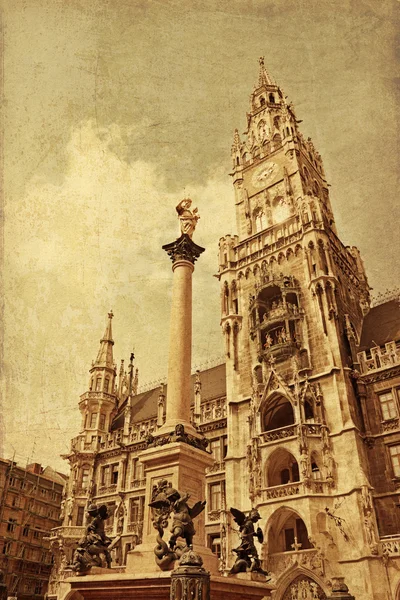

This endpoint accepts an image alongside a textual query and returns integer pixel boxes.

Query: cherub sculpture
[176,198,200,238]
[148,482,206,570]
[229,507,270,577]
[71,504,113,572]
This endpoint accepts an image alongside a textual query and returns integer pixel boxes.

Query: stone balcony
[50,525,85,539]
[266,548,323,579]
[130,478,146,489]
[260,423,322,445]
[260,479,330,502]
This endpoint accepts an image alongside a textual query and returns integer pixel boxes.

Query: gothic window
[6,518,17,533]
[311,462,321,480]
[210,439,222,462]
[95,377,102,391]
[2,541,12,554]
[379,392,398,421]
[236,156,240,166]
[260,96,265,106]
[99,413,106,430]
[318,240,329,275]
[81,467,90,489]
[208,534,221,558]
[90,412,98,428]
[132,458,144,481]
[130,497,141,522]
[304,399,314,422]
[262,395,295,432]
[231,280,238,314]
[104,377,110,393]
[111,463,119,485]
[209,482,222,511]
[267,448,300,487]
[254,210,267,232]
[101,465,110,486]
[389,445,400,477]
[313,180,320,196]
[22,525,30,537]
[269,93,275,103]
[268,509,313,553]
[89,378,93,391]
[76,506,85,526]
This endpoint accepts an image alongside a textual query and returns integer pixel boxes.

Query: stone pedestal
[126,441,219,574]
[327,577,355,600]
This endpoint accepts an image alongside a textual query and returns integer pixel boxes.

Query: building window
[130,498,141,522]
[99,413,106,430]
[95,377,102,391]
[210,439,221,463]
[379,392,397,421]
[90,413,98,428]
[104,377,110,393]
[76,506,85,527]
[6,518,17,533]
[390,445,400,477]
[11,495,20,508]
[22,525,30,537]
[311,462,321,480]
[132,459,143,481]
[101,465,110,486]
[208,534,221,558]
[35,582,42,595]
[111,464,119,485]
[2,541,12,554]
[33,529,41,540]
[209,483,221,511]
[81,468,90,489]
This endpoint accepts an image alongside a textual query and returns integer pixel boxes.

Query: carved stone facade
[50,61,399,600]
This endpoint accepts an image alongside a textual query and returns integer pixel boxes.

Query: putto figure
[176,198,200,238]
[229,507,270,578]
[148,481,206,570]
[71,504,114,572]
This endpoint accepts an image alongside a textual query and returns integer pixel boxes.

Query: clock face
[252,162,278,188]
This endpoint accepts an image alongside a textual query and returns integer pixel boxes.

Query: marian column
[160,199,204,435]
[126,200,218,575]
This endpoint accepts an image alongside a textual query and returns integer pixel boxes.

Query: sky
[1,0,399,472]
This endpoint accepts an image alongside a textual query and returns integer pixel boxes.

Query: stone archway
[281,574,326,600]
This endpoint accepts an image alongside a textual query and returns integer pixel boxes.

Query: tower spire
[257,56,275,87]
[93,311,115,368]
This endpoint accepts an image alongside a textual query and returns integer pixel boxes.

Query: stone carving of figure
[300,450,310,481]
[264,333,273,349]
[176,198,200,238]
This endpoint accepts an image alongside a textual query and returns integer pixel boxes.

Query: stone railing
[382,418,400,433]
[50,526,86,539]
[207,509,222,522]
[261,424,296,444]
[262,482,301,500]
[80,391,117,403]
[127,521,143,538]
[130,479,146,489]
[97,484,117,496]
[261,479,329,501]
[201,398,226,423]
[206,461,225,474]
[128,419,158,443]
[358,342,400,374]
[381,536,400,555]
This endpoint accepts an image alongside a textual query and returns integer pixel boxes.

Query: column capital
[162,234,205,265]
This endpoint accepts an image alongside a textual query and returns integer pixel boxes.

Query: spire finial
[257,56,275,87]
[108,310,114,320]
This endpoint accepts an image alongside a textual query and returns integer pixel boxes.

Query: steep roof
[359,299,400,351]
[111,363,226,431]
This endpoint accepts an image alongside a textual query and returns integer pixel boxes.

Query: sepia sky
[1,0,399,472]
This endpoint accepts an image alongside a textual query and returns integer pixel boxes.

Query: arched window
[304,399,314,422]
[266,448,300,487]
[260,96,266,106]
[255,210,267,232]
[95,377,102,392]
[104,377,110,393]
[268,508,314,553]
[269,93,275,103]
[263,395,295,431]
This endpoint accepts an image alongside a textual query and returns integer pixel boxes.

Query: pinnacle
[257,56,275,87]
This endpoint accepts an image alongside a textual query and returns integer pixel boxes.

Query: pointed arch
[265,506,313,554]
[261,392,295,432]
[272,567,328,600]
[265,448,300,487]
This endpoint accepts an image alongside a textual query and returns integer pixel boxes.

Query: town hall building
[48,60,400,600]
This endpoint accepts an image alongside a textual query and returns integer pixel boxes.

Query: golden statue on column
[176,199,200,239]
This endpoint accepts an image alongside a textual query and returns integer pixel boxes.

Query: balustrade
[200,399,226,423]
[381,536,400,555]
[261,424,296,443]
[267,548,323,578]
[97,484,117,495]
[130,478,146,489]
[50,526,85,538]
[206,461,225,474]
[261,479,329,501]
[358,342,400,374]
[382,418,400,432]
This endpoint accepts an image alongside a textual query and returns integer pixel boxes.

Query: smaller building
[0,459,67,599]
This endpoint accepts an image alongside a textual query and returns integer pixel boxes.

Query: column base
[126,541,219,574]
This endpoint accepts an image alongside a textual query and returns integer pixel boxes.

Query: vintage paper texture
[1,0,399,471]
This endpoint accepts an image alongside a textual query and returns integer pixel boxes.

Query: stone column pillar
[159,234,204,436]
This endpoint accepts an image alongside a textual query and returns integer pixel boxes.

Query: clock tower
[218,59,378,592]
